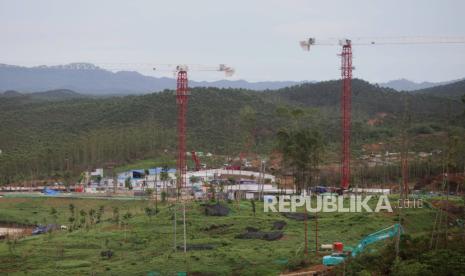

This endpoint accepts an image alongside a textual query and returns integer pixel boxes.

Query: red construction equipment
[300,38,353,190]
[177,69,189,188]
[239,128,256,169]
[191,151,201,171]
[155,64,234,189]
[300,36,465,190]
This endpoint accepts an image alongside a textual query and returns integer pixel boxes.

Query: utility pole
[444,104,451,249]
[462,163,465,243]
[401,96,410,199]
[304,211,308,258]
[397,96,410,259]
[173,204,177,251]
[315,210,319,254]
[183,202,187,254]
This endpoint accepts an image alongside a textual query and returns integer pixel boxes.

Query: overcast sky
[1,0,464,82]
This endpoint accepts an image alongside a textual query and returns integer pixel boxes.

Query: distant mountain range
[377,78,463,91]
[0,89,87,103]
[0,63,463,96]
[0,63,303,95]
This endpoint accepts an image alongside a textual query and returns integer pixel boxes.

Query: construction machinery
[322,224,403,266]
[300,36,465,191]
[191,151,201,171]
[300,38,353,190]
[154,64,234,190]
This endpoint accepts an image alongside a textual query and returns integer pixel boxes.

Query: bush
[161,191,167,202]
[409,124,434,135]
[392,260,432,276]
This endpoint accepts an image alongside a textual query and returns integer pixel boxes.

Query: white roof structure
[186,169,276,186]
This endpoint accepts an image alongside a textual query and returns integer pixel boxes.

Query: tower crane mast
[155,64,234,191]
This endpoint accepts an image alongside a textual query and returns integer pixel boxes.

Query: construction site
[1,1,465,275]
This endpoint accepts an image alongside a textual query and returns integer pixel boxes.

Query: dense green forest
[0,79,464,185]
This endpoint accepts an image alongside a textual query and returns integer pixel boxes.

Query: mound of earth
[245,226,259,232]
[272,220,287,230]
[262,231,284,241]
[202,223,233,231]
[282,212,314,221]
[100,250,113,259]
[235,227,283,241]
[204,203,229,216]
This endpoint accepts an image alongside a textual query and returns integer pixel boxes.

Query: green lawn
[0,196,438,275]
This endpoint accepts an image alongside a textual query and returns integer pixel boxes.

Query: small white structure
[91,168,104,177]
[186,169,276,187]
[223,183,292,193]
[351,188,390,194]
[245,193,254,199]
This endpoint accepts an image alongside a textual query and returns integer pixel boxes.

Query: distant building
[117,167,177,191]
[186,169,276,186]
[90,168,103,177]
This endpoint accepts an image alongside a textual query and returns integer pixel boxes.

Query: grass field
[0,196,439,275]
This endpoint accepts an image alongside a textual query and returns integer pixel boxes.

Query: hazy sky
[1,0,464,82]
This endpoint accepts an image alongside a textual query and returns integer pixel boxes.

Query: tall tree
[277,128,324,194]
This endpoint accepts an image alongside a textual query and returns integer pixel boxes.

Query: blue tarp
[43,188,60,195]
[32,224,59,235]
[312,186,328,193]
[132,170,145,179]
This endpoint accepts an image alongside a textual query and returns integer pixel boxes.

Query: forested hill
[411,79,465,100]
[0,79,464,184]
[0,89,87,104]
[271,79,463,120]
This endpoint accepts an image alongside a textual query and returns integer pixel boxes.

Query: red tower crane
[155,64,234,190]
[340,40,352,190]
[300,36,465,190]
[300,38,353,190]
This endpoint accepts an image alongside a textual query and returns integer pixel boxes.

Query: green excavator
[323,224,402,266]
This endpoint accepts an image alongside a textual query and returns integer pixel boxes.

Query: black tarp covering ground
[281,212,314,221]
[203,203,230,216]
[201,223,233,231]
[272,220,287,230]
[235,227,283,241]
[100,250,114,259]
